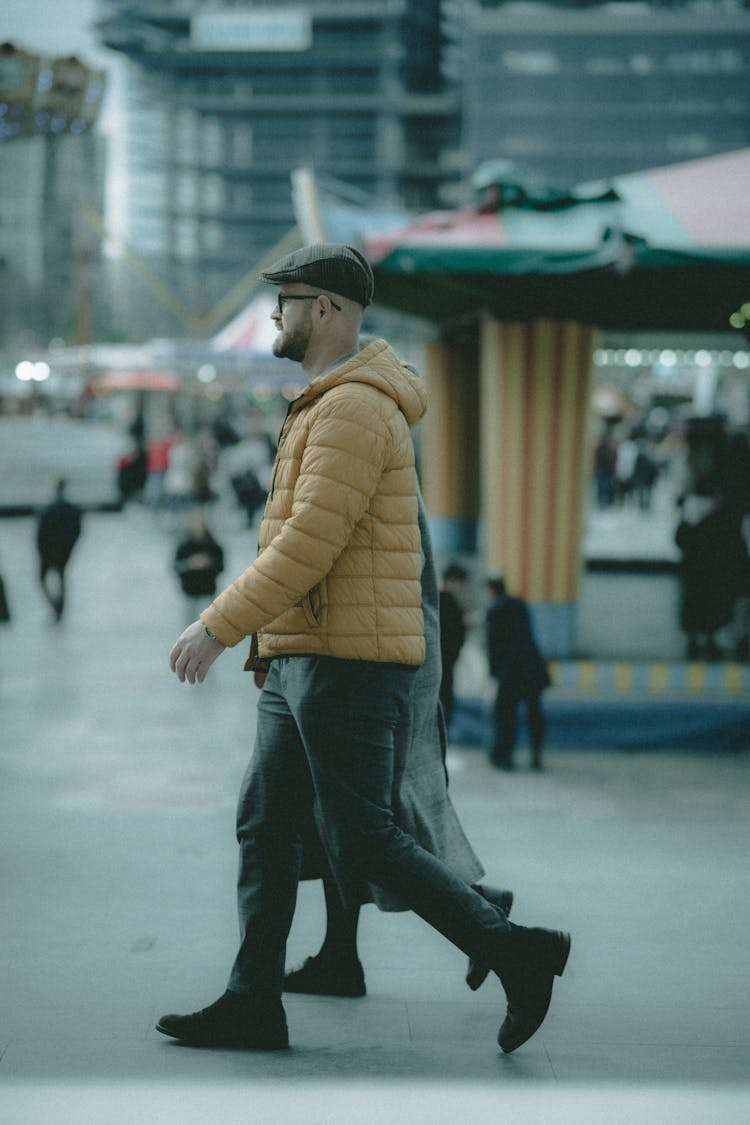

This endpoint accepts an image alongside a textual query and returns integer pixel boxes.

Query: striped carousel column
[421,339,480,554]
[479,318,598,657]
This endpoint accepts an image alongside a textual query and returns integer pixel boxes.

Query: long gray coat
[302,492,484,910]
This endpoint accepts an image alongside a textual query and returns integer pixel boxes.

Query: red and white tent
[211,293,279,355]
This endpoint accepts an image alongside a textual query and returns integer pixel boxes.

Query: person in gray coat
[282,491,512,997]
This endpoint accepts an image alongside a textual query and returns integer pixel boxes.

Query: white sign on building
[191,9,312,52]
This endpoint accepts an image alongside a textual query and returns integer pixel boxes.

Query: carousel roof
[362,149,750,331]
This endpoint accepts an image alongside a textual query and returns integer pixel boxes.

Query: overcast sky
[3,0,107,63]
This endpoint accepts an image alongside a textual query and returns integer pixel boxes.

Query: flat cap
[260,243,374,307]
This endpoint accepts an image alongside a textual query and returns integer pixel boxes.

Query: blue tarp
[450,697,750,753]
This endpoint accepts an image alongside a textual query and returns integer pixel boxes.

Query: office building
[95,1,458,334]
[457,1,750,193]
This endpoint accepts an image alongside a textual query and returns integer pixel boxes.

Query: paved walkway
[1,502,749,1124]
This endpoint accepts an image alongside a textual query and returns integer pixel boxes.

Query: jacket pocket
[301,586,321,627]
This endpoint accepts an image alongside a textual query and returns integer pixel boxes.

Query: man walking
[159,244,570,1055]
[36,478,82,621]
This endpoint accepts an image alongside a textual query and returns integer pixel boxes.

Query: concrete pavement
[1,497,750,1124]
[1,413,750,1122]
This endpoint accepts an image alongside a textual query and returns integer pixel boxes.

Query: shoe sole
[155,1022,289,1050]
[283,982,366,997]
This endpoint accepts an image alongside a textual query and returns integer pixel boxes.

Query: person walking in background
[116,439,147,506]
[173,510,225,623]
[486,576,551,771]
[439,562,468,729]
[632,438,658,511]
[35,478,82,622]
[144,431,179,508]
[158,243,570,1057]
[675,491,748,660]
[593,427,617,508]
[163,433,200,513]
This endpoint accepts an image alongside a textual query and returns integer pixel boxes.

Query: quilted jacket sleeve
[202,385,393,646]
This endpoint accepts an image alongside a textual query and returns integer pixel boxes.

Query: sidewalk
[1,505,750,1124]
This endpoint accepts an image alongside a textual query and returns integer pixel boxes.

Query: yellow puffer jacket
[201,339,428,666]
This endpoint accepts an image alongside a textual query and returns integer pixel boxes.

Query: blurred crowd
[593,411,750,660]
[3,395,749,666]
[115,411,276,525]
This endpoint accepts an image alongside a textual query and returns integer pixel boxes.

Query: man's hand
[170,620,226,684]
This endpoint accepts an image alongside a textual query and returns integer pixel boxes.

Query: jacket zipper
[268,400,295,499]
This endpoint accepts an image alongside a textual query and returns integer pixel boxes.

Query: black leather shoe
[156,990,289,1049]
[497,925,571,1054]
[465,885,514,992]
[284,954,366,998]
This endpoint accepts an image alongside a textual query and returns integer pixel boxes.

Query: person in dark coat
[282,494,511,998]
[231,465,268,526]
[486,576,551,771]
[439,562,468,728]
[173,510,225,618]
[116,442,147,505]
[36,478,82,621]
[675,493,749,659]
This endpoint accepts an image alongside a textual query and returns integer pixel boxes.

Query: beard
[272,316,312,363]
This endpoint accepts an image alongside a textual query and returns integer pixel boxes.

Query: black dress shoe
[156,990,289,1049]
[465,885,513,991]
[284,954,366,997]
[497,925,570,1053]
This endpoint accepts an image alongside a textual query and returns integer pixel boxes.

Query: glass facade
[463,6,750,187]
[95,0,455,328]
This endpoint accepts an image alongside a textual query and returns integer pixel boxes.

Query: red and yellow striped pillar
[479,318,598,657]
[421,339,480,553]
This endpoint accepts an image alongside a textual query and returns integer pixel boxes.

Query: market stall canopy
[364,149,750,332]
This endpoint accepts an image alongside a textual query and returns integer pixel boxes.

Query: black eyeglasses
[277,293,342,315]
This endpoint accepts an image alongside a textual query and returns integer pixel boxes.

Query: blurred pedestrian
[675,492,748,660]
[144,432,179,508]
[173,510,225,622]
[615,433,638,507]
[486,577,551,771]
[593,428,617,508]
[230,464,267,526]
[439,562,468,729]
[36,478,82,622]
[632,439,658,511]
[164,433,201,512]
[116,440,147,506]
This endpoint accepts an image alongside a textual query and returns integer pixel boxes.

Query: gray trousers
[228,655,510,998]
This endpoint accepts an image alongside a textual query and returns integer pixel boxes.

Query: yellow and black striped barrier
[548,661,750,698]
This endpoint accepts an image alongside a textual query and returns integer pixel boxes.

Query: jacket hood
[297,339,427,427]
